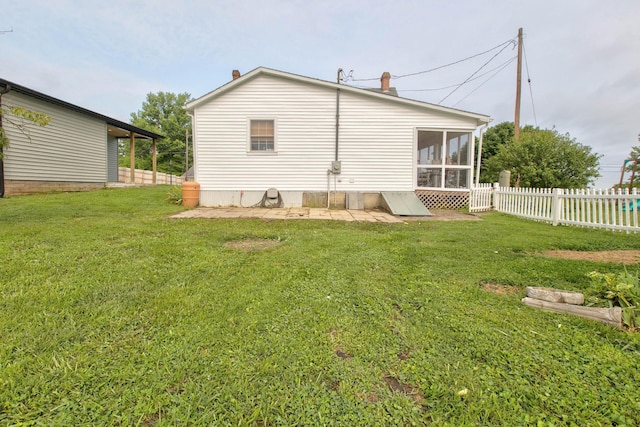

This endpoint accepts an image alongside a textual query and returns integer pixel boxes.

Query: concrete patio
[170,207,404,223]
[169,207,481,223]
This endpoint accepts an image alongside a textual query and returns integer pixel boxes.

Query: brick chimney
[381,71,390,92]
[232,70,241,80]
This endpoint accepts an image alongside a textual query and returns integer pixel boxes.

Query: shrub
[166,186,182,205]
[587,270,640,328]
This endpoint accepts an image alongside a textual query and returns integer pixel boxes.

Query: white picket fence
[470,184,640,232]
[469,183,494,212]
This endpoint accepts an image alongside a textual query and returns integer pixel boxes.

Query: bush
[166,186,182,205]
[587,270,640,328]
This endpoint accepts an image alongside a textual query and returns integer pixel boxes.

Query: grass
[1,186,640,426]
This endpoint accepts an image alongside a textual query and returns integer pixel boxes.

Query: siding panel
[194,74,479,193]
[3,91,107,182]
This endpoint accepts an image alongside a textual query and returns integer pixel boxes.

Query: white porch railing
[470,185,640,232]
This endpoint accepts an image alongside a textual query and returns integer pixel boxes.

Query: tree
[123,92,191,175]
[619,145,640,189]
[1,100,51,198]
[476,121,535,183]
[478,121,514,162]
[483,127,601,188]
[0,105,51,158]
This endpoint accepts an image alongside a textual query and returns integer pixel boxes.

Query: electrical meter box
[331,160,342,174]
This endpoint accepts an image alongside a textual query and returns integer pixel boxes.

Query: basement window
[250,120,275,152]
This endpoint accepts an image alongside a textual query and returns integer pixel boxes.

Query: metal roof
[0,78,164,140]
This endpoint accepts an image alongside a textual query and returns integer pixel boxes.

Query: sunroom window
[417,130,472,189]
[446,132,470,165]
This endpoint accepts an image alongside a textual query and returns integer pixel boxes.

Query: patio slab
[169,207,481,223]
[170,207,404,223]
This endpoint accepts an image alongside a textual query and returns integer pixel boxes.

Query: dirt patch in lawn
[383,374,424,404]
[224,238,280,251]
[328,329,352,360]
[480,282,521,295]
[541,250,640,265]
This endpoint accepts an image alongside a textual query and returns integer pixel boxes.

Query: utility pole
[514,27,523,141]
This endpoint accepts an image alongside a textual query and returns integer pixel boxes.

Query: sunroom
[415,129,474,209]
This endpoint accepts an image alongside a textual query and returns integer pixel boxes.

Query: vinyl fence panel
[469,185,639,233]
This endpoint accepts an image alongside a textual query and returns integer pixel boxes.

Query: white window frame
[414,128,475,191]
[247,118,278,155]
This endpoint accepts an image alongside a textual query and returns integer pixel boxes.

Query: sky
[2,0,639,187]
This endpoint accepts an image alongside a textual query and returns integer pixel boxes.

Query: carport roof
[0,78,164,140]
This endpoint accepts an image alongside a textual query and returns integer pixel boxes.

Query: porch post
[129,133,135,183]
[152,138,157,184]
[475,125,487,186]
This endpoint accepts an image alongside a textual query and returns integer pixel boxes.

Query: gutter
[0,83,11,198]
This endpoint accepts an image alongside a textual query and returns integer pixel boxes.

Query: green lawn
[1,186,639,426]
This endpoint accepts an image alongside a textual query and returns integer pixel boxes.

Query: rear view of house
[185,67,491,210]
[0,79,163,196]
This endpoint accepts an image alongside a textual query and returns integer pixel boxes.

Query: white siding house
[186,67,491,209]
[0,79,164,196]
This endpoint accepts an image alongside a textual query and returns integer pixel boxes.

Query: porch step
[381,192,432,216]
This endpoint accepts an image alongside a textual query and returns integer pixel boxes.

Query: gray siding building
[0,79,163,196]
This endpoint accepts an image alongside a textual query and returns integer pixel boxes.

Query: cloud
[4,0,640,187]
[2,48,166,122]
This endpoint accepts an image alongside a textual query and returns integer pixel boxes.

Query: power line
[451,56,517,107]
[439,41,515,104]
[351,37,517,82]
[391,39,516,79]
[348,56,516,106]
[522,37,538,126]
[398,56,517,92]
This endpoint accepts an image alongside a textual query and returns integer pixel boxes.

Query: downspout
[0,83,11,198]
[328,69,342,208]
[184,128,189,182]
[335,69,341,162]
[327,170,331,208]
[187,112,195,183]
[474,123,488,186]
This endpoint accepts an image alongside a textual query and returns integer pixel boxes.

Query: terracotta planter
[182,182,200,207]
